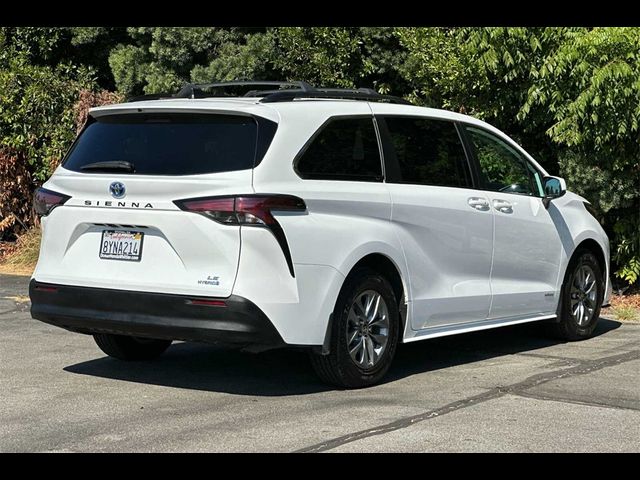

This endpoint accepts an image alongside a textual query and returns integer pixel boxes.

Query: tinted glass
[63,114,265,175]
[296,117,382,181]
[385,117,471,188]
[465,126,541,196]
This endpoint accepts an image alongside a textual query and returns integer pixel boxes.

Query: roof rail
[126,92,176,102]
[259,89,412,105]
[125,80,412,106]
[176,80,315,99]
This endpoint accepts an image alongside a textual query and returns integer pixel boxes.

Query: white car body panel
[386,183,494,329]
[32,97,611,347]
[487,193,563,319]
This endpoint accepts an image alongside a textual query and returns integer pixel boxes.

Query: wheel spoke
[365,336,376,366]
[361,338,369,366]
[369,314,387,327]
[369,294,381,323]
[347,328,359,345]
[352,302,366,320]
[362,293,373,317]
[584,280,596,294]
[370,332,386,346]
[572,301,581,317]
[349,336,364,355]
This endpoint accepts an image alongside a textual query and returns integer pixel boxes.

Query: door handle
[493,199,513,214]
[468,197,490,211]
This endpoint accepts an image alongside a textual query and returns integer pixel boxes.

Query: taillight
[174,194,306,277]
[33,188,70,217]
[174,195,306,226]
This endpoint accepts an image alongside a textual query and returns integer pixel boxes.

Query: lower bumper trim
[29,280,285,348]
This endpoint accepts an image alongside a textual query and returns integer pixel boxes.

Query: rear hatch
[33,107,277,297]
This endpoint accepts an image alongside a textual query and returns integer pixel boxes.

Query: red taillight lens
[33,188,70,217]
[174,195,306,226]
[174,194,306,277]
[187,299,227,307]
[235,195,306,225]
[34,285,58,293]
[177,197,238,224]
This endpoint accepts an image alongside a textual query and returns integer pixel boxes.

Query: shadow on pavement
[64,317,621,396]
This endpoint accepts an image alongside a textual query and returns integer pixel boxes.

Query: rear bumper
[29,280,285,348]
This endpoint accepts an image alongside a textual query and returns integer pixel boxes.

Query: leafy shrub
[0,49,122,240]
[0,148,32,240]
[520,28,640,285]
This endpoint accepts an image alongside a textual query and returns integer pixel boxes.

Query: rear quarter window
[63,113,277,176]
[294,117,383,182]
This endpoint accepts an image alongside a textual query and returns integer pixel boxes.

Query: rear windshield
[63,113,275,175]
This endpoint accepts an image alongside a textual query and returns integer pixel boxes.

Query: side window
[465,126,542,197]
[295,117,382,181]
[384,116,471,188]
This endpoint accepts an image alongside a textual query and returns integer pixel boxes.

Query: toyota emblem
[109,182,126,199]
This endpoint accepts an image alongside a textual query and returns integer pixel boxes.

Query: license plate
[99,230,144,262]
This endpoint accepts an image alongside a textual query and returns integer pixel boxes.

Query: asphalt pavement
[1,273,638,452]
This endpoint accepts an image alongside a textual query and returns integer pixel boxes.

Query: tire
[550,249,604,341]
[93,333,172,361]
[310,267,400,388]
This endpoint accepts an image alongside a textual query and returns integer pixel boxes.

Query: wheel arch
[555,237,608,318]
[575,238,607,278]
[342,252,408,333]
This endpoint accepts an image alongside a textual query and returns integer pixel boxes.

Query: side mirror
[542,176,567,208]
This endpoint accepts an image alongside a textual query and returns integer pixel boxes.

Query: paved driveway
[1,274,638,452]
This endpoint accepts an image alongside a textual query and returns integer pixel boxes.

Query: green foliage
[519,28,640,284]
[0,52,93,181]
[612,217,640,284]
[108,27,250,96]
[191,32,276,83]
[396,28,470,108]
[0,27,70,64]
[273,27,408,93]
[400,27,640,285]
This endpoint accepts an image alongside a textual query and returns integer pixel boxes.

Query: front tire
[310,268,400,388]
[94,333,172,361]
[551,249,604,340]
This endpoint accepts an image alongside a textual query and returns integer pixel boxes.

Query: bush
[521,28,640,285]
[0,148,32,240]
[0,50,122,240]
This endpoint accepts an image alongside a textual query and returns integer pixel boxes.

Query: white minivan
[29,81,611,388]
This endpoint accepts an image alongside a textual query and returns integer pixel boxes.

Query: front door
[463,125,563,319]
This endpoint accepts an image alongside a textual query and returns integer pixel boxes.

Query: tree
[400,27,640,285]
[273,27,409,94]
[520,28,640,284]
[106,28,265,96]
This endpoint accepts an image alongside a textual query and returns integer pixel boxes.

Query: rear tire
[550,249,604,341]
[94,333,172,361]
[310,267,400,388]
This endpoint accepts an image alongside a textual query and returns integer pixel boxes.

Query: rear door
[34,111,277,298]
[378,115,494,330]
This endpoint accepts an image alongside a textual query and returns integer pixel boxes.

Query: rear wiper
[80,161,135,173]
